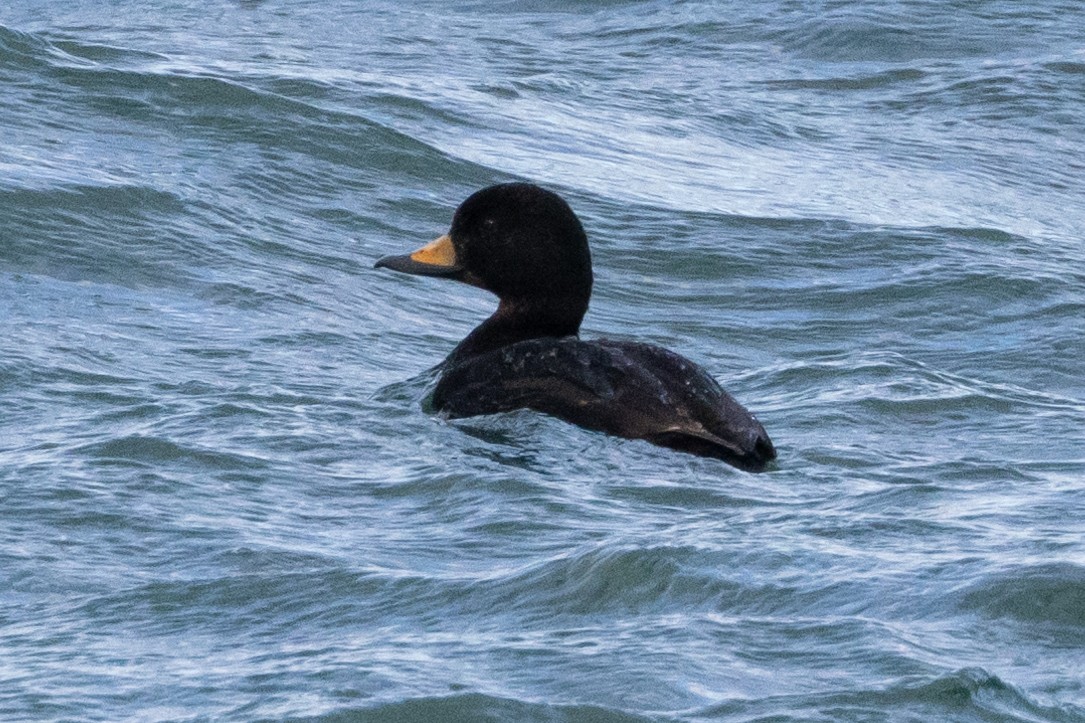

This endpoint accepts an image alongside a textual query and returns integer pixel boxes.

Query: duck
[375,182,776,472]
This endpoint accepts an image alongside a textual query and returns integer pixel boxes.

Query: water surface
[2,1,1084,720]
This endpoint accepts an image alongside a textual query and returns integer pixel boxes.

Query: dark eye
[482,217,497,230]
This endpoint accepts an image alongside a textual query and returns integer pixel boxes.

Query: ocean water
[2,0,1084,720]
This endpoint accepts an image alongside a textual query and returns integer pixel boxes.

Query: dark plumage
[375,183,776,471]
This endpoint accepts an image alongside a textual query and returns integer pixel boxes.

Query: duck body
[435,336,775,471]
[376,182,776,472]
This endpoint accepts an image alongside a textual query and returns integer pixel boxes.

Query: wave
[301,692,655,723]
[957,563,1085,629]
[702,667,1083,723]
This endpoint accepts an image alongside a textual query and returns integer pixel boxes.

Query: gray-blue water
[2,1,1084,720]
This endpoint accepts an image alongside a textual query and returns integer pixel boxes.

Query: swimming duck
[375,183,776,472]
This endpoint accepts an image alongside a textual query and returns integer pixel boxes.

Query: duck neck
[446,296,587,365]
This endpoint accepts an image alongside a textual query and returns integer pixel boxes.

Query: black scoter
[375,183,776,472]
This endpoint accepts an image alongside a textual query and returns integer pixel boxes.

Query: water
[2,1,1084,720]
